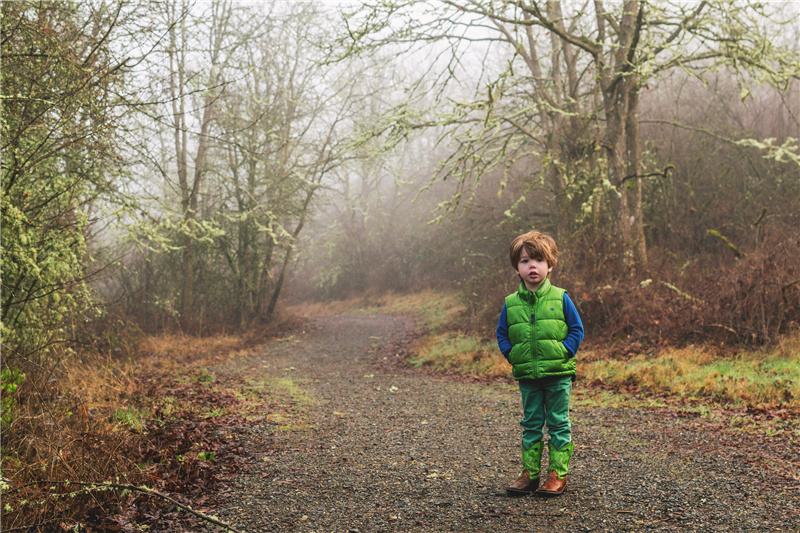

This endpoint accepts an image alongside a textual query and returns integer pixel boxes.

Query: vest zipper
[530,310,538,379]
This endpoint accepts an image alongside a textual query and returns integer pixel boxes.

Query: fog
[3,0,799,352]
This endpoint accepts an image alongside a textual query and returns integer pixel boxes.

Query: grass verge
[579,337,800,409]
[409,332,511,378]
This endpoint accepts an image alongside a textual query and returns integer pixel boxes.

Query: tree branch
[5,480,244,533]
[620,164,674,184]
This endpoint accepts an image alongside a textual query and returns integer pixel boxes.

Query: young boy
[496,231,584,496]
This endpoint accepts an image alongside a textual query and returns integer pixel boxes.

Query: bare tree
[169,0,235,323]
[205,2,369,322]
[337,1,799,269]
[126,0,249,327]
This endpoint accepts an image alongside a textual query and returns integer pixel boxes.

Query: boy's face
[515,247,552,292]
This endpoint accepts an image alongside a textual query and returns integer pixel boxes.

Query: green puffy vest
[505,279,575,381]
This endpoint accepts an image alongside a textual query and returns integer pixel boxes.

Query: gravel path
[204,314,800,532]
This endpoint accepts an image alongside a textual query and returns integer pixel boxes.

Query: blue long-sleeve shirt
[496,292,584,359]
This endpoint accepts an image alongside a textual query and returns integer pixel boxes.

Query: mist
[1,0,797,358]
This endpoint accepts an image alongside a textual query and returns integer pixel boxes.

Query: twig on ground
[4,480,244,533]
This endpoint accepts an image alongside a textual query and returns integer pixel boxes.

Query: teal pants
[519,376,572,450]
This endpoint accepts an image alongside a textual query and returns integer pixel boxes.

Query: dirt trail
[204,314,799,532]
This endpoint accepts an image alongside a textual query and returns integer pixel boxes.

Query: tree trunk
[266,245,291,317]
[596,0,643,268]
[625,86,647,267]
[603,90,633,260]
[267,187,315,316]
[546,131,571,241]
[169,5,195,322]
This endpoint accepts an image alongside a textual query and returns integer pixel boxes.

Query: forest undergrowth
[0,315,302,532]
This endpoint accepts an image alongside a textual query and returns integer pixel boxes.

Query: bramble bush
[564,222,800,352]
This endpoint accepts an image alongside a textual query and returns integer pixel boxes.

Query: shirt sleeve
[562,292,584,358]
[496,303,513,359]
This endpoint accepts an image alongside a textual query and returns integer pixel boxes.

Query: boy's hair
[509,231,559,269]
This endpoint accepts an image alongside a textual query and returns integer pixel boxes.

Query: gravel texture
[201,314,800,532]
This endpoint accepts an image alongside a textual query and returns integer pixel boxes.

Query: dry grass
[288,290,466,331]
[0,318,292,531]
[579,332,800,408]
[287,295,371,317]
[410,332,511,378]
[136,332,255,368]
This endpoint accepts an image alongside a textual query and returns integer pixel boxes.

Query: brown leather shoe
[506,471,539,496]
[536,470,567,495]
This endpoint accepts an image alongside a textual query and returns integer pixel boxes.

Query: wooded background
[2,1,800,529]
[2,0,800,432]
